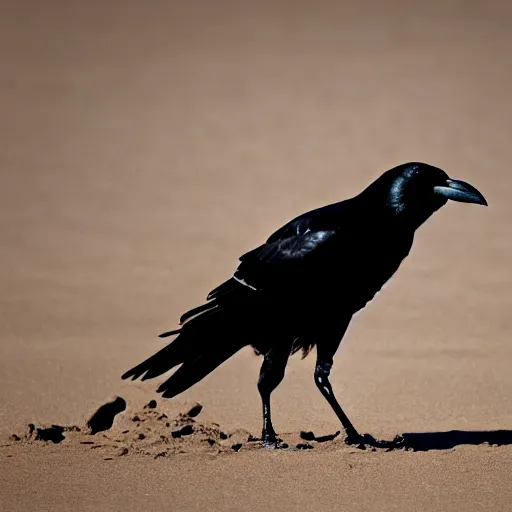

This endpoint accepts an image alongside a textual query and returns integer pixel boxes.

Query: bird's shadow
[301,429,512,451]
[395,429,512,452]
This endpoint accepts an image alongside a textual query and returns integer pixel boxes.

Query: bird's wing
[264,201,348,244]
[206,229,338,300]
[208,200,356,297]
[240,229,336,267]
[183,200,355,320]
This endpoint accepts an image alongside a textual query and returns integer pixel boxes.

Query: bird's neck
[358,176,439,232]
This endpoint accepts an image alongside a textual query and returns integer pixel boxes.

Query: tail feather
[122,278,264,398]
[206,277,240,301]
[179,302,218,324]
[122,299,248,392]
[121,333,190,381]
[157,342,244,398]
[158,328,182,338]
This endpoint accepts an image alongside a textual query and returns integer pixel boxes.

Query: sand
[1,1,512,510]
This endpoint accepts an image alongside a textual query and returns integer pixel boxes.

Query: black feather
[179,302,218,324]
[121,333,190,381]
[157,341,245,398]
[158,328,182,338]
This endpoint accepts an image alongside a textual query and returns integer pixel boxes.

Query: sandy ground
[1,1,512,510]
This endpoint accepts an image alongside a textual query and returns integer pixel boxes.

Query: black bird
[122,162,487,448]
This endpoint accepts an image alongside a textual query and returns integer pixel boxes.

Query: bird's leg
[315,322,363,445]
[314,359,361,444]
[257,345,291,449]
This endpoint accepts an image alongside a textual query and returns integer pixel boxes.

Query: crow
[122,162,487,448]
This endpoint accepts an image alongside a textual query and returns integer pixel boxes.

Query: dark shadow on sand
[354,429,512,452]
[397,429,512,451]
[302,429,512,451]
[300,430,341,443]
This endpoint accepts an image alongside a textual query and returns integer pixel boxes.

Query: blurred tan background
[0,2,511,509]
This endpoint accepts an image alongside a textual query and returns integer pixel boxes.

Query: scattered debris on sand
[7,398,259,457]
[87,396,127,434]
[5,398,415,458]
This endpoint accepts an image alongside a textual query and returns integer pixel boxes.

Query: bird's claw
[344,432,371,448]
[261,434,289,450]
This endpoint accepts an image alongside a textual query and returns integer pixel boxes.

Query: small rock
[296,443,314,450]
[171,425,194,438]
[138,433,145,440]
[185,403,203,418]
[87,397,127,434]
[11,434,20,442]
[219,432,228,440]
[118,447,129,456]
[207,439,216,446]
[232,443,242,452]
[34,425,66,444]
[144,400,157,409]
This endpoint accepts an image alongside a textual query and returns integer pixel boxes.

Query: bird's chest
[321,229,413,310]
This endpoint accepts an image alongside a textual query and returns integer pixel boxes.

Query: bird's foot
[261,431,288,450]
[262,438,289,450]
[344,431,369,449]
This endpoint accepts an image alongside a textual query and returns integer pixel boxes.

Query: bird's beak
[434,179,488,206]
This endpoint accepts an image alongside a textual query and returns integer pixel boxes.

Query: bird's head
[365,162,487,228]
